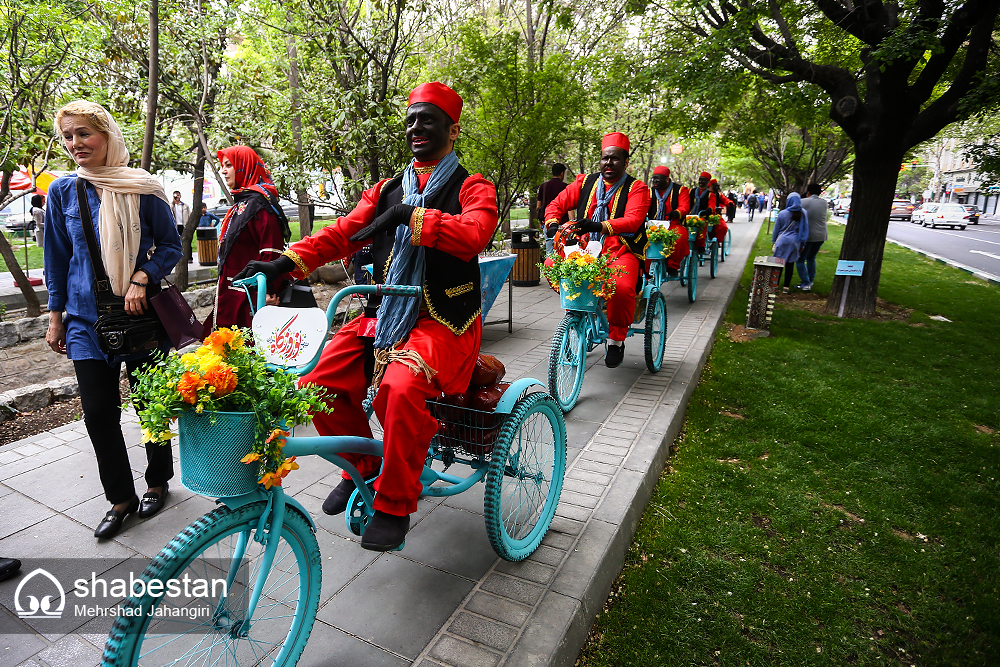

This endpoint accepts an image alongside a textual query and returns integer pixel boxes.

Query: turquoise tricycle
[101,271,566,667]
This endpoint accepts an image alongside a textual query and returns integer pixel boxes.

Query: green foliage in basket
[683,215,707,229]
[538,250,623,299]
[129,327,331,488]
[645,223,681,254]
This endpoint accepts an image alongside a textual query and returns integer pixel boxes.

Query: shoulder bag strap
[75,177,113,294]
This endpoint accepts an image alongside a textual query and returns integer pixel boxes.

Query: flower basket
[131,328,330,491]
[559,278,600,312]
[178,411,260,497]
[645,224,680,259]
[683,215,707,230]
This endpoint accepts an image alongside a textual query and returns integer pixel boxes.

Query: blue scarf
[591,175,627,241]
[652,185,671,220]
[374,151,460,350]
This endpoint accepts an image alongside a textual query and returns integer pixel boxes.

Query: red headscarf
[218,146,278,199]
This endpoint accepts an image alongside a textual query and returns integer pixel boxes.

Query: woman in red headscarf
[210,146,292,329]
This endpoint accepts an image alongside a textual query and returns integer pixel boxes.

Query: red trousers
[667,225,690,271]
[606,251,641,341]
[302,313,482,515]
[713,220,728,245]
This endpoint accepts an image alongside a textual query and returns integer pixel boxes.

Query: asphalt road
[831,213,1000,279]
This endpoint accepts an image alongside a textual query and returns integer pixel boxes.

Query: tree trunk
[0,234,41,317]
[141,0,159,171]
[824,147,901,318]
[175,142,206,291]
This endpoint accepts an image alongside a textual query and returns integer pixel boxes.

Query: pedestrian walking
[771,192,809,293]
[537,163,568,255]
[30,194,45,250]
[44,100,182,539]
[746,190,758,221]
[795,183,828,291]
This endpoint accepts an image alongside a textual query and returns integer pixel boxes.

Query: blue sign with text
[835,260,865,276]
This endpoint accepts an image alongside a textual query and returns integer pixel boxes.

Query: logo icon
[14,568,66,619]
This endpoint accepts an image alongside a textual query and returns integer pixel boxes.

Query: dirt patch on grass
[721,410,744,419]
[822,502,866,524]
[974,424,996,435]
[777,292,914,322]
[725,324,770,342]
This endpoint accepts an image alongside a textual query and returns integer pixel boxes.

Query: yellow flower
[266,428,288,446]
[241,452,261,464]
[204,328,243,356]
[258,472,281,489]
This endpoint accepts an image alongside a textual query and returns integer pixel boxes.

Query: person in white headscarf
[44,100,182,539]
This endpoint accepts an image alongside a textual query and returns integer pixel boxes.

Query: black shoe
[322,477,358,516]
[94,496,140,540]
[605,342,625,368]
[360,510,409,551]
[666,268,679,277]
[138,483,169,518]
[0,558,21,582]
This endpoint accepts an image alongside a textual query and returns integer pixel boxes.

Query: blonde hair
[54,100,113,137]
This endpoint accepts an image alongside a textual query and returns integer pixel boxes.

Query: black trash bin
[510,228,541,286]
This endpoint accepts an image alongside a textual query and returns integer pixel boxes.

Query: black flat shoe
[95,496,139,539]
[361,510,409,551]
[0,558,21,582]
[322,478,358,516]
[138,483,169,518]
[605,342,625,368]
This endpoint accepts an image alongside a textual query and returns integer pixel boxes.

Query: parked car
[963,205,981,225]
[2,212,35,238]
[889,199,915,220]
[911,203,939,224]
[834,198,851,216]
[922,203,972,230]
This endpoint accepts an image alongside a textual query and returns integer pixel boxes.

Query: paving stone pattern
[0,215,761,667]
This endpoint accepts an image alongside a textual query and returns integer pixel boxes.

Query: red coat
[212,206,287,329]
[543,173,650,262]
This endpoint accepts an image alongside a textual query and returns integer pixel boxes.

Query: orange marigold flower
[176,372,207,405]
[204,362,238,397]
[258,472,282,489]
[566,251,582,261]
[241,452,261,464]
[266,428,288,445]
[204,328,242,355]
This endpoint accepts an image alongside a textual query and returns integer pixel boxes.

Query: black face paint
[405,103,453,161]
[599,147,628,182]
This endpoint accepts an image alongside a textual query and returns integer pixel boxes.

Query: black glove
[573,219,602,235]
[349,204,415,243]
[234,255,296,283]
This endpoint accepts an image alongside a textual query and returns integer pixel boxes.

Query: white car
[833,198,851,216]
[911,203,939,224]
[922,203,972,230]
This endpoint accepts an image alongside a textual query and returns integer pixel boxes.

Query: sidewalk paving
[0,214,762,667]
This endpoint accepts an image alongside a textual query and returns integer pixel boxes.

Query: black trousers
[74,357,174,505]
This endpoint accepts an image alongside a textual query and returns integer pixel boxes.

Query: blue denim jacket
[43,174,183,361]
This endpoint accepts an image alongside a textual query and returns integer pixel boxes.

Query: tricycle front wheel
[484,392,567,561]
[548,313,586,412]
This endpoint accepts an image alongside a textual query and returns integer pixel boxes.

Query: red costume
[283,86,497,516]
[688,172,730,251]
[544,133,650,342]
[211,146,290,329]
[647,166,690,272]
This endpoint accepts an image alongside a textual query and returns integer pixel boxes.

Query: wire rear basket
[427,400,507,459]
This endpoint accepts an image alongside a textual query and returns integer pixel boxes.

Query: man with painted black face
[688,171,730,251]
[236,82,498,551]
[647,166,690,276]
[543,132,650,368]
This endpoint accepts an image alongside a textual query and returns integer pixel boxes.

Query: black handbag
[76,177,168,355]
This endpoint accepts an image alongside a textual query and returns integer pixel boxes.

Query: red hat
[408,82,463,123]
[653,166,670,177]
[709,178,718,185]
[699,171,712,180]
[601,132,630,153]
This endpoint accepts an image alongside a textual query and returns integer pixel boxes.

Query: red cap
[601,132,630,153]
[408,82,463,123]
[653,166,670,177]
[709,178,718,185]
[699,171,712,180]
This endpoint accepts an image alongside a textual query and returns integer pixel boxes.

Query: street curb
[885,239,1000,286]
[507,227,756,667]
[828,217,1000,287]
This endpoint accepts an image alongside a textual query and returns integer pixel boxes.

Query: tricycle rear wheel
[484,393,566,561]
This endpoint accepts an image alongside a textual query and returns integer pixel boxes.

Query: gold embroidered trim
[411,207,426,246]
[445,282,474,298]
[413,165,436,175]
[424,278,481,335]
[383,247,394,281]
[283,250,309,276]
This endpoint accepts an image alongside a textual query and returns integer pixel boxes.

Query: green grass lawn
[578,223,999,666]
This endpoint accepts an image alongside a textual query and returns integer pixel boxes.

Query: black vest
[647,182,682,220]
[576,173,647,257]
[369,166,482,336]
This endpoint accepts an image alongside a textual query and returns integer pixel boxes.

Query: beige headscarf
[58,101,170,296]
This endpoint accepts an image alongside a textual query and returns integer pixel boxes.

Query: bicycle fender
[495,377,546,414]
[217,489,318,533]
